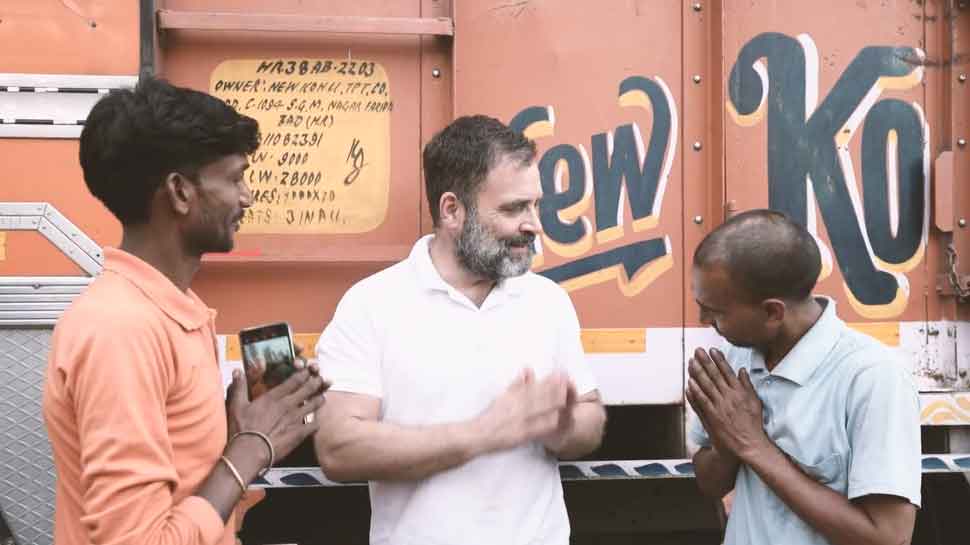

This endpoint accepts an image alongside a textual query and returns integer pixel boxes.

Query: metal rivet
[960,219,967,228]
[960,74,968,83]
[960,138,967,148]
[431,68,441,78]
[692,2,703,11]
[693,141,703,151]
[692,74,702,84]
[693,215,704,225]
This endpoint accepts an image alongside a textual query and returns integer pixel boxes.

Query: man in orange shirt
[43,77,327,545]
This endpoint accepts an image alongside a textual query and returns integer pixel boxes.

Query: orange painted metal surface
[0,1,138,75]
[158,10,454,36]
[943,0,970,323]
[2,0,967,386]
[155,0,449,333]
[0,1,136,277]
[454,1,686,331]
[721,0,932,323]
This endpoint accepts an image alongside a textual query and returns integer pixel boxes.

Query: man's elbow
[316,449,361,483]
[314,432,366,483]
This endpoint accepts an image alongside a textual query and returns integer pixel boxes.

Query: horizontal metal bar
[250,455,970,489]
[0,203,46,215]
[0,302,70,311]
[0,277,93,287]
[0,310,61,320]
[0,74,133,139]
[0,74,136,91]
[2,87,102,94]
[0,287,87,297]
[3,118,83,125]
[0,216,41,230]
[0,294,77,303]
[0,92,99,127]
[0,124,83,138]
[157,10,454,36]
[0,319,56,326]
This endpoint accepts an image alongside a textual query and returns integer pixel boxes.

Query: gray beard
[455,209,535,282]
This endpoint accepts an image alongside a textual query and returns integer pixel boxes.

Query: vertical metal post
[139,0,157,81]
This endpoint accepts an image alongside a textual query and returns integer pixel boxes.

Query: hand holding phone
[239,322,298,400]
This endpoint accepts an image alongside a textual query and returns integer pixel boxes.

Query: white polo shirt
[316,235,597,545]
[688,298,922,545]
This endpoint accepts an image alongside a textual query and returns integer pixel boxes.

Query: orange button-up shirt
[43,247,234,545]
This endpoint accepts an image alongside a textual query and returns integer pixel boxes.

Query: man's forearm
[744,442,911,545]
[195,435,269,520]
[692,446,740,499]
[547,401,606,460]
[316,418,483,482]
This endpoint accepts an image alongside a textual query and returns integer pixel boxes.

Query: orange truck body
[2,1,969,543]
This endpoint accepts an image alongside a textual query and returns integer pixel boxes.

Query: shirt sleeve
[315,283,383,398]
[845,358,922,507]
[63,320,226,545]
[686,409,712,451]
[552,287,597,396]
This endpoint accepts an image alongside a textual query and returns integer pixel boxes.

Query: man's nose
[240,181,253,208]
[522,204,543,235]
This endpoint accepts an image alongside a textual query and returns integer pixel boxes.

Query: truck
[0,1,968,544]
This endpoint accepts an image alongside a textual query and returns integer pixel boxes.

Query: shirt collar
[410,235,453,294]
[102,247,215,331]
[762,296,842,386]
[408,235,526,303]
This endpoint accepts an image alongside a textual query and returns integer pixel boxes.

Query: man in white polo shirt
[686,209,921,545]
[313,115,606,545]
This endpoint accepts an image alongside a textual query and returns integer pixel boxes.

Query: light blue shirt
[688,297,922,545]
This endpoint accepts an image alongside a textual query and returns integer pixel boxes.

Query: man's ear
[762,298,787,326]
[438,192,465,230]
[162,172,195,217]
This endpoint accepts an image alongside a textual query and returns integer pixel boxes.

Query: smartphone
[239,322,297,401]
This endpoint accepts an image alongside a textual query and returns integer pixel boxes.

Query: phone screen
[239,322,296,400]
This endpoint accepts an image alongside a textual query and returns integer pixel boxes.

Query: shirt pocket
[793,452,845,487]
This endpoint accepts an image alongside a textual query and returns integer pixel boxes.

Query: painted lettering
[729,33,928,318]
[510,75,677,296]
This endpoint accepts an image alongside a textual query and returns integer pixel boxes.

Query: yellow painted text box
[226,333,322,361]
[580,329,646,353]
[211,58,391,234]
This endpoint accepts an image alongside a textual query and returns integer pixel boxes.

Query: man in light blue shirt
[687,209,921,545]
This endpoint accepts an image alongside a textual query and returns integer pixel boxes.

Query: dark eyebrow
[500,199,534,210]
